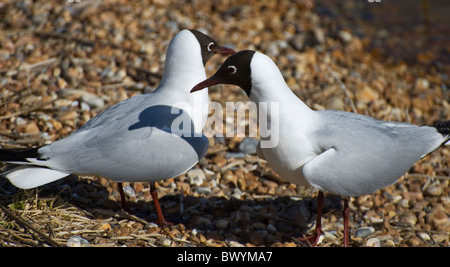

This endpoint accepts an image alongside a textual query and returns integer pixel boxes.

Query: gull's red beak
[191,76,221,93]
[215,46,235,55]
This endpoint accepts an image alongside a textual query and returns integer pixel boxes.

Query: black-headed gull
[191,50,450,246]
[0,29,235,225]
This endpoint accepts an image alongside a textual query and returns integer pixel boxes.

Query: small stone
[213,156,227,167]
[146,222,159,229]
[252,222,266,230]
[101,198,121,210]
[427,208,448,229]
[122,184,136,198]
[221,170,237,186]
[157,237,172,247]
[196,186,211,195]
[227,240,245,247]
[355,226,375,238]
[195,216,212,226]
[417,232,431,242]
[198,233,207,243]
[95,222,112,231]
[406,236,422,246]
[16,121,40,134]
[338,30,352,43]
[238,137,259,154]
[247,232,264,246]
[67,235,90,247]
[267,224,277,234]
[58,110,78,122]
[366,237,381,247]
[424,184,443,197]
[369,215,384,224]
[399,214,417,227]
[414,78,430,92]
[356,86,378,103]
[133,183,145,193]
[81,94,104,109]
[323,231,338,241]
[215,218,230,229]
[119,223,132,236]
[187,168,205,186]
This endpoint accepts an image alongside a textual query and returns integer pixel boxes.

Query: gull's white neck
[248,52,313,117]
[155,30,209,133]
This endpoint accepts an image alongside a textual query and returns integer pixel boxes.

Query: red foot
[297,228,324,247]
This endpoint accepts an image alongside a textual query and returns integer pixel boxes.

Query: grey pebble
[355,226,375,238]
[238,137,259,154]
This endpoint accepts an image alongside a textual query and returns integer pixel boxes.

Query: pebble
[215,218,230,229]
[157,237,173,247]
[246,232,265,246]
[187,168,206,186]
[426,208,448,229]
[195,186,211,195]
[238,137,259,154]
[337,30,353,43]
[81,94,105,110]
[323,231,338,241]
[227,240,245,247]
[424,184,443,197]
[417,232,431,242]
[221,170,237,186]
[225,152,246,159]
[252,222,266,230]
[355,226,375,238]
[16,121,40,134]
[406,236,422,246]
[366,237,381,247]
[122,184,136,198]
[67,235,90,247]
[267,223,277,234]
[401,213,418,227]
[95,222,112,231]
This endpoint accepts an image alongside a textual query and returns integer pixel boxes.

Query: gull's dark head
[189,29,236,66]
[190,50,256,96]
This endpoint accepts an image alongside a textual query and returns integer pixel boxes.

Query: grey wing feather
[303,110,445,196]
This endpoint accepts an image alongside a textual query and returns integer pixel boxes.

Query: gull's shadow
[128,105,207,158]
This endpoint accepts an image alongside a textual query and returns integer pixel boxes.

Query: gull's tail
[0,147,70,189]
[0,147,41,162]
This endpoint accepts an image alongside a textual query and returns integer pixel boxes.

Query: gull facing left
[191,50,450,246]
[0,29,235,225]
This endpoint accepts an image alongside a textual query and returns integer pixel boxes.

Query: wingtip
[433,120,450,136]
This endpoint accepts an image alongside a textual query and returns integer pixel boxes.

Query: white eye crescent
[207,42,215,52]
[227,65,237,74]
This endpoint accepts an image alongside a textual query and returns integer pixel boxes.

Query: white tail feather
[5,166,70,189]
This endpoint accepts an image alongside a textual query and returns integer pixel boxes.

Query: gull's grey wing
[302,110,445,196]
[38,104,209,182]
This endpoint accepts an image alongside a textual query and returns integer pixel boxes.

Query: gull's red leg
[342,197,350,247]
[150,182,172,226]
[117,182,131,212]
[298,191,324,246]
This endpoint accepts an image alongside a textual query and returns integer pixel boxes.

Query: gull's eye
[207,42,215,52]
[227,65,237,74]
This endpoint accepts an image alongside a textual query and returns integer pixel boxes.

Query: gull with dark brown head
[0,30,235,225]
[191,50,450,246]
